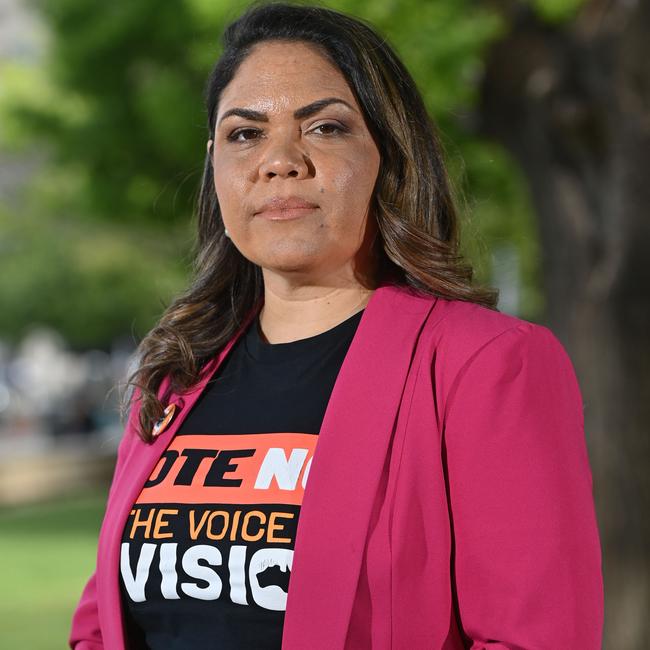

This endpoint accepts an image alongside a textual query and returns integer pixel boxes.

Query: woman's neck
[257,282,375,344]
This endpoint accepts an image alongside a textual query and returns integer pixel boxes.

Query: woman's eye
[312,122,346,136]
[226,128,260,142]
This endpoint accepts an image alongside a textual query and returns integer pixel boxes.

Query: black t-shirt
[119,308,364,649]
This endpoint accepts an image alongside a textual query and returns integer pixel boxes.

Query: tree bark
[477,1,650,646]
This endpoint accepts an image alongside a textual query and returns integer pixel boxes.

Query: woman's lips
[256,207,319,221]
[254,196,319,220]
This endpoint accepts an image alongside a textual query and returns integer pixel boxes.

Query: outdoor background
[0,0,648,647]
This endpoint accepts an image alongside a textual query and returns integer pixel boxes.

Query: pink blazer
[69,283,603,649]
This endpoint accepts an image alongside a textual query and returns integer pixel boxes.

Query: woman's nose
[258,138,311,180]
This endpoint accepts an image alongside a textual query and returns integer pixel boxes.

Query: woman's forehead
[219,41,354,110]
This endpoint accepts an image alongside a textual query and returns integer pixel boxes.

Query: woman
[69,2,603,649]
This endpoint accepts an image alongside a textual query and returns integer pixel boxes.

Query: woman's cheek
[335,161,374,219]
[213,174,245,221]
[328,159,356,195]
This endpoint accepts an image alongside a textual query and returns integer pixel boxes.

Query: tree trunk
[477,1,650,647]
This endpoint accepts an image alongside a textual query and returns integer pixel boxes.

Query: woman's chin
[260,258,322,276]
[253,242,326,272]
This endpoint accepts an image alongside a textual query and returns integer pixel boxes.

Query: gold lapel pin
[151,403,177,438]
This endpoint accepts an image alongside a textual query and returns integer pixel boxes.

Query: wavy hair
[123,0,499,443]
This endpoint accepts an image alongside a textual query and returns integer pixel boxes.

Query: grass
[0,490,108,649]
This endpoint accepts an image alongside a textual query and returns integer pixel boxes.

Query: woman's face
[208,40,381,285]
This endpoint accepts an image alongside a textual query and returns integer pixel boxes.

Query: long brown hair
[123,0,499,443]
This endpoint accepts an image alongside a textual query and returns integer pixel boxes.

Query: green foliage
[456,140,543,316]
[0,202,189,349]
[532,0,585,23]
[15,0,215,223]
[336,0,504,118]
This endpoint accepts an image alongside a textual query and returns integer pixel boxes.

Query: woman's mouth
[254,196,319,220]
[256,206,319,221]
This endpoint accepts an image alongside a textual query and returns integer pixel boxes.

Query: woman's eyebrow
[217,97,357,127]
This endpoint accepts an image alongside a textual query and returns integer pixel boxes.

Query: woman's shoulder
[432,295,541,341]
[428,296,581,416]
[416,293,566,374]
[383,284,547,347]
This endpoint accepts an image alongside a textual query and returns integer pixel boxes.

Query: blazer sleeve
[68,388,142,650]
[442,323,604,650]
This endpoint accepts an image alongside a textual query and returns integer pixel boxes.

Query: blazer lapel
[282,283,437,649]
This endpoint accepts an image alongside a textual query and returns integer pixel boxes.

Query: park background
[0,0,648,647]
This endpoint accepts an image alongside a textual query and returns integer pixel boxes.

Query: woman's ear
[207,139,213,154]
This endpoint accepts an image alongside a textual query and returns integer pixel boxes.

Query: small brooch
[151,403,177,438]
